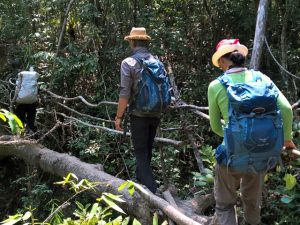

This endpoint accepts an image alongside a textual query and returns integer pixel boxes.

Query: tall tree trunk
[280,0,289,92]
[250,0,269,69]
[56,0,76,57]
[280,0,297,100]
[133,0,138,26]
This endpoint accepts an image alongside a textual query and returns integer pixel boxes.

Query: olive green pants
[214,164,265,225]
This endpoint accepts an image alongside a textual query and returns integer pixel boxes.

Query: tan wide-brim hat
[124,27,151,41]
[212,39,248,68]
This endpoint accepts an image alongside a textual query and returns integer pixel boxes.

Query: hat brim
[212,45,248,68]
[124,35,151,41]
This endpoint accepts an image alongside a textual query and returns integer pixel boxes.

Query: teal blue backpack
[129,55,171,115]
[216,70,284,173]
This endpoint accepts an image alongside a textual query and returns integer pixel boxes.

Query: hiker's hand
[284,140,296,150]
[292,102,299,109]
[115,118,123,131]
[283,140,298,160]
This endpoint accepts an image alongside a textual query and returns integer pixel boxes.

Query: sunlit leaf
[90,203,99,215]
[118,181,129,192]
[132,219,141,225]
[12,114,23,129]
[128,182,135,196]
[8,119,17,134]
[22,212,31,221]
[102,195,125,214]
[283,174,297,190]
[153,213,158,225]
[103,193,125,203]
[0,214,23,225]
[0,113,6,122]
[70,173,78,181]
[121,217,130,225]
[276,165,281,173]
[264,174,269,183]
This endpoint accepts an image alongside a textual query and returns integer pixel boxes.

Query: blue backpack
[216,70,284,173]
[130,55,171,115]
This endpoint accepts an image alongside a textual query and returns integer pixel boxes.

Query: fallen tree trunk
[0,140,212,225]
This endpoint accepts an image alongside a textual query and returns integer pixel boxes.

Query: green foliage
[192,169,214,194]
[200,145,216,170]
[0,211,32,225]
[1,173,167,225]
[1,0,300,224]
[262,164,300,225]
[0,109,23,134]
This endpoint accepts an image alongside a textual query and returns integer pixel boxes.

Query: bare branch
[56,102,114,123]
[43,89,118,108]
[50,111,184,146]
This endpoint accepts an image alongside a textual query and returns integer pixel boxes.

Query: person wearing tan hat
[208,39,295,225]
[115,27,163,193]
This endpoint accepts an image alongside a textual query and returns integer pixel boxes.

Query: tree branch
[43,89,118,108]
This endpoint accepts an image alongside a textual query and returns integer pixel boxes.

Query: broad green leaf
[280,195,295,204]
[74,179,85,190]
[7,118,17,134]
[70,173,78,181]
[132,219,141,225]
[283,174,297,190]
[264,174,270,183]
[12,114,23,129]
[118,181,129,191]
[121,217,130,225]
[0,214,22,225]
[22,212,31,221]
[103,193,125,203]
[75,201,85,210]
[276,165,281,173]
[153,213,158,225]
[128,183,135,196]
[205,174,214,183]
[102,195,125,214]
[90,203,99,215]
[194,181,206,186]
[111,216,122,225]
[0,113,6,122]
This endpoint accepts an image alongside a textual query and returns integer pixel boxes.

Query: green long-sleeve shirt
[208,70,293,141]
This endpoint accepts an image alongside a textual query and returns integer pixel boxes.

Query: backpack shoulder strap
[217,73,233,89]
[131,55,163,83]
[250,69,263,82]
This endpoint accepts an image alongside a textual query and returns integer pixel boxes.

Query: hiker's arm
[277,91,293,141]
[115,60,132,131]
[115,97,129,131]
[208,82,224,137]
[262,75,296,150]
[119,60,133,99]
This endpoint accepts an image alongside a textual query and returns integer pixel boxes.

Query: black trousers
[130,115,160,193]
[15,103,37,132]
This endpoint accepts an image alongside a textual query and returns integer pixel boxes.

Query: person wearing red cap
[208,39,295,225]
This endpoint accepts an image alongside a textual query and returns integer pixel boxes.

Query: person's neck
[226,67,247,74]
[132,46,147,54]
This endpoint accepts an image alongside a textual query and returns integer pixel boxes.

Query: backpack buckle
[252,107,266,114]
